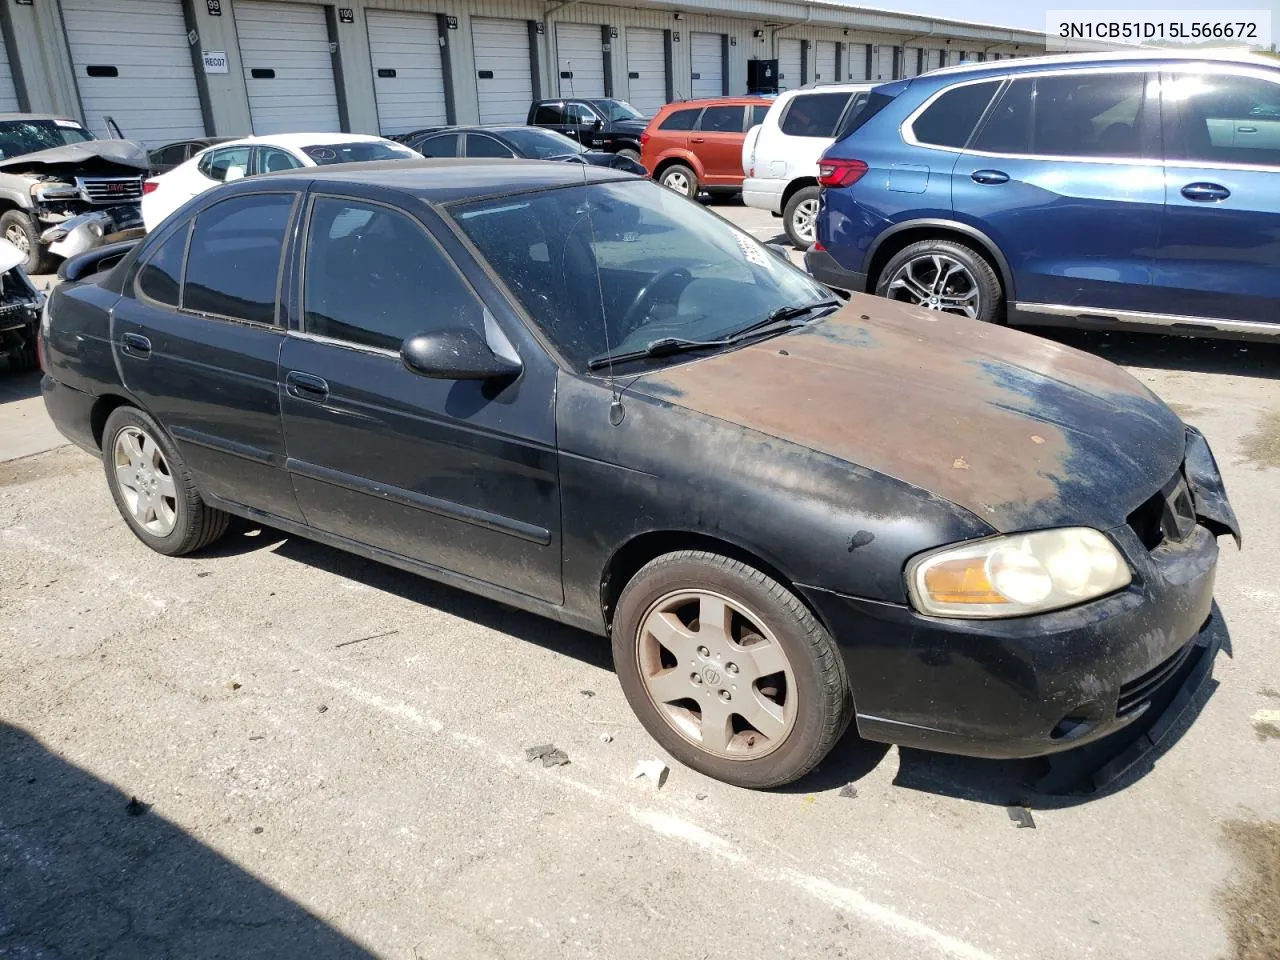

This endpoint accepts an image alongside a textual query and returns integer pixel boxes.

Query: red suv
[640,97,772,199]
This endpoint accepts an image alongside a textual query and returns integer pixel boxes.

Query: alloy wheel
[113,426,178,536]
[4,223,29,257]
[661,170,690,194]
[885,253,981,318]
[635,589,797,759]
[791,198,819,244]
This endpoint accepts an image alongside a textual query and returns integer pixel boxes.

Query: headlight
[32,182,80,202]
[906,528,1131,619]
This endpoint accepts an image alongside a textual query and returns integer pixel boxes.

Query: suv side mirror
[592,118,603,130]
[401,328,521,381]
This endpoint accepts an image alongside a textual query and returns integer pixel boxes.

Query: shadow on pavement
[0,721,375,959]
[0,367,41,402]
[1037,328,1280,380]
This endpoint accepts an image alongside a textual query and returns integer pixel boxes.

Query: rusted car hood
[0,139,149,173]
[632,297,1185,532]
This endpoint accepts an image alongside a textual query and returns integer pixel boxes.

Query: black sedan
[39,160,1237,788]
[147,136,236,175]
[400,125,646,176]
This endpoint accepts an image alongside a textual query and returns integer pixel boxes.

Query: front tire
[102,406,229,556]
[612,550,850,789]
[874,239,1003,322]
[0,210,56,275]
[783,186,821,250]
[658,164,698,199]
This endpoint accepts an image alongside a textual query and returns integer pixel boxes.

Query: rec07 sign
[202,50,229,74]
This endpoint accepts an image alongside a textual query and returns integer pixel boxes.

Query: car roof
[212,132,399,149]
[658,97,768,110]
[923,48,1280,81]
[254,157,633,204]
[0,113,82,124]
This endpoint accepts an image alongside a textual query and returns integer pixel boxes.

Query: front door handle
[285,370,329,402]
[970,169,1009,185]
[1181,182,1231,202]
[121,332,151,357]
[1237,125,1258,134]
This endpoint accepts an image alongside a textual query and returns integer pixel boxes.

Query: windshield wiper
[587,336,730,371]
[727,299,842,340]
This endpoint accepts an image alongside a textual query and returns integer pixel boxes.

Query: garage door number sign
[202,50,229,74]
[206,0,222,15]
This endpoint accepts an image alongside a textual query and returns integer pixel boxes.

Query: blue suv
[805,52,1280,341]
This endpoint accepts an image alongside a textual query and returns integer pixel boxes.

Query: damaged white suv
[0,114,147,274]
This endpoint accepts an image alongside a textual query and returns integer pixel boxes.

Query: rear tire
[612,550,850,789]
[659,164,698,199]
[783,186,821,250]
[102,406,230,557]
[874,238,1003,323]
[617,147,641,163]
[0,210,56,275]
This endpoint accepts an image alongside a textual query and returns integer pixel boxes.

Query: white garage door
[877,45,895,81]
[61,0,205,146]
[236,1,341,135]
[814,40,836,84]
[625,27,666,118]
[472,18,532,124]
[556,23,604,98]
[0,41,18,113]
[903,46,922,78]
[367,10,447,135]
[690,32,722,99]
[778,38,802,91]
[846,43,869,81]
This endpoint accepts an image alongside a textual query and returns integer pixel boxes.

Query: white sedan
[141,133,419,231]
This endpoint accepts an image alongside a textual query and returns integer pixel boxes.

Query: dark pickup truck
[526,98,650,161]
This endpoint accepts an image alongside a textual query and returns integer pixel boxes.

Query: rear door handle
[691,137,706,143]
[1237,125,1258,134]
[1181,182,1231,202]
[970,169,1009,185]
[285,370,329,402]
[121,332,151,357]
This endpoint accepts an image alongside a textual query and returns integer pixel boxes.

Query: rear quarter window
[834,89,898,140]
[910,80,1001,148]
[659,108,700,131]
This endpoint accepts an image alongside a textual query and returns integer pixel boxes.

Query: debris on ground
[838,784,859,799]
[599,733,613,743]
[317,704,328,713]
[227,681,241,690]
[525,743,571,767]
[125,796,150,817]
[1007,806,1036,829]
[580,689,596,698]
[1252,709,1280,741]
[631,759,669,789]
[248,735,265,741]
[695,793,708,801]
[335,629,400,649]
[253,826,264,835]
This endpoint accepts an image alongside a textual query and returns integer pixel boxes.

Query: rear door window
[182,193,295,325]
[911,80,1001,148]
[780,93,852,137]
[136,223,189,307]
[972,72,1150,158]
[533,102,565,124]
[659,108,700,131]
[698,105,746,133]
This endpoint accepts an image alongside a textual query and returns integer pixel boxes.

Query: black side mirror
[592,118,604,130]
[401,328,521,381]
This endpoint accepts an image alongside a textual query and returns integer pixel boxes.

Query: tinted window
[751,104,771,127]
[303,198,481,351]
[151,143,187,166]
[912,81,1000,148]
[565,102,598,125]
[973,73,1147,158]
[501,127,585,158]
[198,146,251,182]
[258,146,303,173]
[414,133,458,158]
[183,194,293,324]
[659,108,700,131]
[1166,72,1280,167]
[533,103,565,124]
[136,223,188,307]
[466,134,516,158]
[781,93,851,137]
[302,141,417,165]
[699,105,745,133]
[834,89,897,140]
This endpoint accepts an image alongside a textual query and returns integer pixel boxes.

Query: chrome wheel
[791,198,819,244]
[661,170,691,194]
[4,223,29,257]
[113,426,178,537]
[885,253,981,318]
[636,589,797,759]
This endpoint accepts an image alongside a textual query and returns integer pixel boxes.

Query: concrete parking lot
[2,204,1279,960]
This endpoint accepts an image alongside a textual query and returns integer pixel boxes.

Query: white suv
[741,83,875,249]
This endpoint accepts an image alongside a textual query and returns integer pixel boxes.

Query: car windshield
[500,127,587,158]
[0,119,94,160]
[301,141,418,165]
[591,99,646,121]
[451,179,832,369]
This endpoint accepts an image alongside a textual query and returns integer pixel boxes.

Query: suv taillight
[818,158,868,188]
[640,132,650,146]
[142,179,159,195]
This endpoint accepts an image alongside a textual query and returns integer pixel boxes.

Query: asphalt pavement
[2,207,1279,960]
